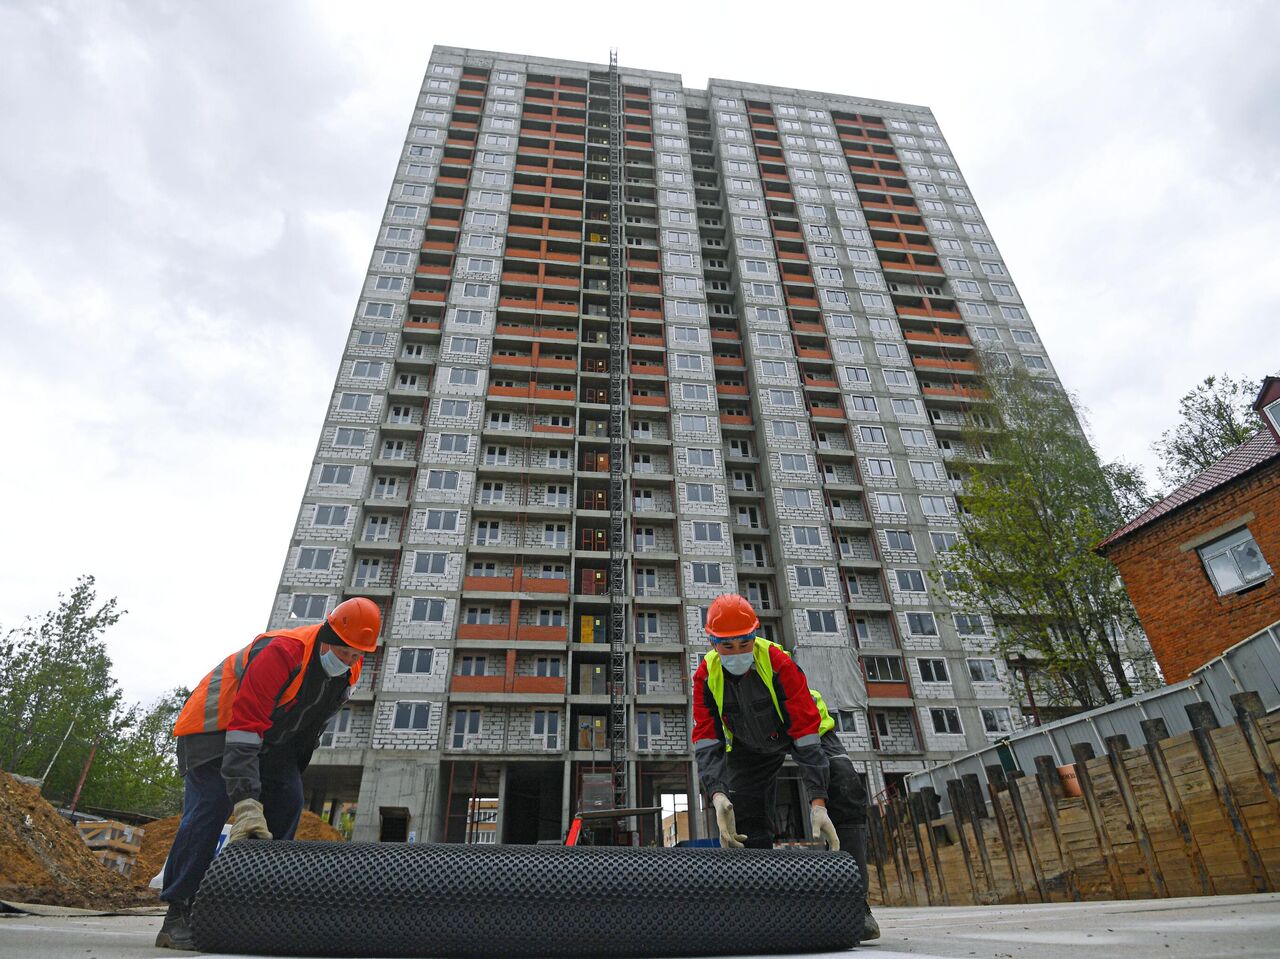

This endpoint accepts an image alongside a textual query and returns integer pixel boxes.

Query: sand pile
[133,809,345,887]
[0,772,152,908]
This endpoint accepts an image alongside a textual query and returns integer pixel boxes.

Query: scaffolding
[606,49,629,811]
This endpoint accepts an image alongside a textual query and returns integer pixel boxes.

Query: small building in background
[1097,376,1280,682]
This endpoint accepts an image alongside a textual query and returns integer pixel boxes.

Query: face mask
[720,652,755,676]
[320,649,350,677]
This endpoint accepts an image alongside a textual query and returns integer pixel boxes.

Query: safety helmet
[326,597,381,652]
[705,593,760,641]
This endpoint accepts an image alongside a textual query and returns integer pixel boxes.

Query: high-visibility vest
[172,623,361,737]
[703,637,834,751]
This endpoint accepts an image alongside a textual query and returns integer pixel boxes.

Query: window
[980,707,1013,734]
[356,329,388,346]
[875,492,906,513]
[773,420,800,438]
[864,656,904,682]
[414,552,447,575]
[439,399,470,417]
[865,458,895,478]
[290,594,327,619]
[691,562,722,585]
[448,368,479,386]
[296,547,332,570]
[397,648,434,674]
[425,470,460,492]
[901,428,929,447]
[769,389,798,407]
[313,504,349,526]
[1024,355,1048,370]
[956,662,1003,693]
[439,433,469,452]
[679,414,709,432]
[793,526,822,546]
[780,453,808,472]
[1199,527,1272,595]
[883,369,910,387]
[795,566,826,588]
[930,531,958,552]
[807,609,839,633]
[451,709,481,747]
[760,360,788,377]
[318,464,353,485]
[682,383,709,402]
[930,708,962,735]
[954,614,985,636]
[907,612,938,636]
[635,710,663,749]
[849,395,878,413]
[918,658,949,683]
[676,484,713,508]
[886,530,914,551]
[895,569,925,592]
[859,426,887,444]
[411,598,446,622]
[693,521,723,543]
[532,710,560,748]
[687,447,716,467]
[351,360,384,379]
[781,487,812,508]
[843,367,871,384]
[920,495,951,516]
[424,509,459,531]
[393,702,432,730]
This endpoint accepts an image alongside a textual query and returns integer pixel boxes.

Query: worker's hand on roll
[228,798,273,843]
[711,792,746,848]
[809,801,839,851]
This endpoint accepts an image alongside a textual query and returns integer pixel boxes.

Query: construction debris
[0,772,152,908]
[76,819,145,877]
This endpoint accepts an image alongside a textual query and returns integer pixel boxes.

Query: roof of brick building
[1097,428,1280,552]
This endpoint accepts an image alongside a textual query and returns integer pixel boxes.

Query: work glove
[711,792,747,848]
[810,802,840,851]
[228,798,272,843]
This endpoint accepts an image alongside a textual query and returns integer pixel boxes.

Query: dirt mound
[134,809,344,887]
[0,772,153,908]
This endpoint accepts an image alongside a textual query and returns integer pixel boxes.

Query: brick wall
[1104,460,1280,681]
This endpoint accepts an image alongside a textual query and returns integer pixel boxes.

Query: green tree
[934,367,1160,712]
[80,688,189,816]
[1152,374,1265,489]
[0,575,128,799]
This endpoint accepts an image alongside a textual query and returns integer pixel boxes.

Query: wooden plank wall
[866,691,1280,906]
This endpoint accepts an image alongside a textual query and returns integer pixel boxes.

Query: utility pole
[67,734,101,816]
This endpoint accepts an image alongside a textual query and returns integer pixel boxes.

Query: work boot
[860,909,881,942]
[155,899,196,950]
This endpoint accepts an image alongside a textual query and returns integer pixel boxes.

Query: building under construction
[273,46,1070,843]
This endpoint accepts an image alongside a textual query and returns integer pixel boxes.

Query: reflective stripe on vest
[703,637,834,751]
[172,623,361,737]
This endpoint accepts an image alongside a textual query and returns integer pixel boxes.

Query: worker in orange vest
[692,593,879,941]
[155,597,380,950]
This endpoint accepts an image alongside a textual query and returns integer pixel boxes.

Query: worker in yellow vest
[691,593,879,941]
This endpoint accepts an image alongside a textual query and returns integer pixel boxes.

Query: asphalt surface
[0,892,1276,958]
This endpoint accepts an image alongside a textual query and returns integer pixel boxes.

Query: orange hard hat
[326,597,381,652]
[705,594,760,640]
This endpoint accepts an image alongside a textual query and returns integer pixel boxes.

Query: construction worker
[691,593,879,941]
[154,597,380,950]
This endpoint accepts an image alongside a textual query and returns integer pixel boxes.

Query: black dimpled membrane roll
[190,840,864,957]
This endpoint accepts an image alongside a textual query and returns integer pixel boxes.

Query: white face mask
[320,649,351,677]
[720,652,755,676]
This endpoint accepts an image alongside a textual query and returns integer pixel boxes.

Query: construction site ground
[1,892,1276,959]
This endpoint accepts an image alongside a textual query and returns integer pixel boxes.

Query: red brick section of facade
[1097,421,1280,682]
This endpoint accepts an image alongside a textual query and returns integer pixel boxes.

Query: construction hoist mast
[606,48,629,812]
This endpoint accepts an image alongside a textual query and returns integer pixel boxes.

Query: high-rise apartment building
[275,47,1063,844]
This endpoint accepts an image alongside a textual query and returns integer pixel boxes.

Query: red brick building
[1097,377,1280,682]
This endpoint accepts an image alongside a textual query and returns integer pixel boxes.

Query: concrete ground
[0,893,1276,958]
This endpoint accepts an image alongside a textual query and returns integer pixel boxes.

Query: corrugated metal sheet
[907,619,1280,811]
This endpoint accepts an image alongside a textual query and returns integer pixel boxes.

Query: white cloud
[0,0,1276,706]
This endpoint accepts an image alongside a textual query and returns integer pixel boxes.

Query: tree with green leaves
[0,576,185,816]
[933,367,1160,712]
[1152,374,1266,489]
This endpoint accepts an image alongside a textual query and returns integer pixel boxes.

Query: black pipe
[192,840,864,957]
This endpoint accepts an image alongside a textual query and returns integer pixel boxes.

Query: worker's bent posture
[154,597,380,950]
[692,593,880,942]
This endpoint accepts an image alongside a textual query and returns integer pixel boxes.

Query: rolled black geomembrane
[191,840,864,957]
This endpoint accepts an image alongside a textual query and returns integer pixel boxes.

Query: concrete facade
[271,46,1073,843]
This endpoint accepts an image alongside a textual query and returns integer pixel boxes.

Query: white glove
[712,792,746,848]
[810,802,840,850]
[228,798,273,843]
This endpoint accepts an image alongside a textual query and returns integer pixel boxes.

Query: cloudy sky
[1,0,1277,709]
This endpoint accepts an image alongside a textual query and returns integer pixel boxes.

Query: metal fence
[908,619,1280,810]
